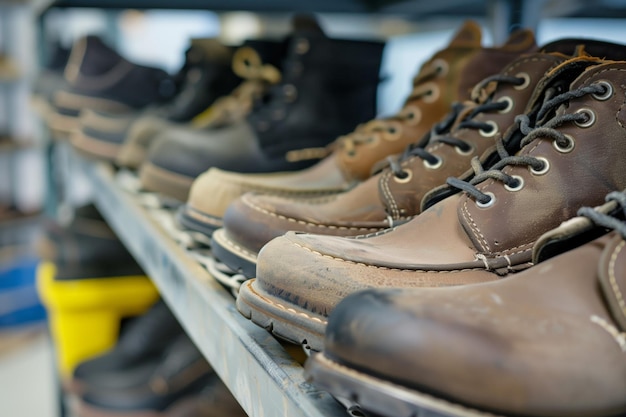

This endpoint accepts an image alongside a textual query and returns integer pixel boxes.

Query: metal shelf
[39,0,485,15]
[79,158,348,417]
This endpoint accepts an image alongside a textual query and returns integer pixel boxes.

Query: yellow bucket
[36,262,159,379]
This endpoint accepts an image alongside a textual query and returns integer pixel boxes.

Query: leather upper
[252,59,626,321]
[322,233,626,417]
[219,50,568,265]
[184,22,538,230]
[322,190,626,416]
[145,23,385,180]
[58,35,177,112]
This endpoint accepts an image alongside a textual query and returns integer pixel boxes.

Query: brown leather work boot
[237,54,626,352]
[305,190,626,417]
[213,40,581,279]
[177,21,537,236]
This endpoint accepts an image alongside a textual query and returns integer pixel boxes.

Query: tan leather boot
[305,191,626,417]
[213,42,578,278]
[177,21,537,235]
[238,57,626,351]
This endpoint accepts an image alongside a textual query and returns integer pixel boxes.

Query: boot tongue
[291,14,326,36]
[532,199,619,264]
[446,20,482,47]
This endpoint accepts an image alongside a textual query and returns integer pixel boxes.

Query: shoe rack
[0,1,35,217]
[35,2,626,417]
[76,161,348,417]
[0,1,43,256]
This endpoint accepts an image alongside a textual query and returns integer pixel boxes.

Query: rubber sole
[236,279,327,351]
[305,352,503,417]
[176,204,222,238]
[116,142,147,170]
[139,162,194,203]
[210,228,257,278]
[48,111,80,140]
[70,130,122,162]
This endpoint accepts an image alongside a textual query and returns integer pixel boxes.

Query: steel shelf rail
[38,0,485,15]
[80,159,347,417]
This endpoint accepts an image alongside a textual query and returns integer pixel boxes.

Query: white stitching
[380,171,400,218]
[591,315,626,352]
[609,240,626,318]
[245,280,327,324]
[242,193,381,232]
[291,241,483,273]
[461,199,491,252]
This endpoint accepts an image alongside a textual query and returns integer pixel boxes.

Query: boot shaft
[63,35,177,108]
[335,21,537,182]
[247,20,385,160]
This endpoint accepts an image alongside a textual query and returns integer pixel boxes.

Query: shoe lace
[578,192,626,239]
[386,73,527,179]
[336,58,452,157]
[446,81,608,204]
[198,47,281,127]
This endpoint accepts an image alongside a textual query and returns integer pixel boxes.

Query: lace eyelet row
[474,157,551,208]
[497,96,514,114]
[479,120,499,137]
[592,80,613,101]
[514,72,530,90]
[393,169,413,183]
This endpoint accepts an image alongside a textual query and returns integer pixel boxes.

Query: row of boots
[36,16,626,417]
[36,204,246,417]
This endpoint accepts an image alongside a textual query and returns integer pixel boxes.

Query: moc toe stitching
[288,240,484,273]
[241,193,381,233]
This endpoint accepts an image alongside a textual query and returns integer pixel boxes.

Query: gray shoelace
[578,191,626,239]
[387,74,526,178]
[447,82,607,205]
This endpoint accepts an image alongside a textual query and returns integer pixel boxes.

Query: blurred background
[1,1,626,416]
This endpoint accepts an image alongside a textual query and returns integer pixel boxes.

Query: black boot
[139,15,385,202]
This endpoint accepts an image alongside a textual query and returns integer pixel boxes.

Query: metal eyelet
[384,122,402,140]
[423,156,443,169]
[366,135,380,146]
[455,144,474,156]
[553,134,575,153]
[504,175,524,192]
[514,72,530,90]
[592,80,613,101]
[423,83,440,103]
[283,84,298,102]
[401,105,421,126]
[295,38,310,55]
[432,58,449,77]
[476,192,496,208]
[529,157,550,176]
[574,108,596,128]
[479,120,499,137]
[393,169,413,183]
[497,96,514,113]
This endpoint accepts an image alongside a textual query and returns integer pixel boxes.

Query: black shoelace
[578,192,626,239]
[387,74,526,179]
[446,81,608,205]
